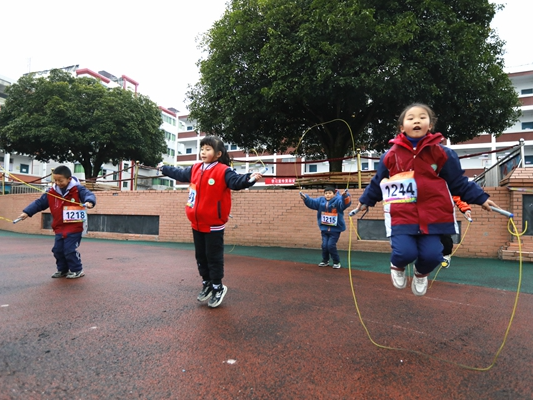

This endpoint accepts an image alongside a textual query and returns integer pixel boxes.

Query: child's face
[400,106,433,139]
[324,190,335,200]
[200,144,222,163]
[52,174,71,189]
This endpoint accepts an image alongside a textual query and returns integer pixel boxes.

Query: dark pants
[390,234,443,275]
[52,232,83,273]
[440,235,454,256]
[192,229,225,285]
[321,231,341,264]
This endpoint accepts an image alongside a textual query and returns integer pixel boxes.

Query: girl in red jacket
[161,136,264,308]
[354,103,498,296]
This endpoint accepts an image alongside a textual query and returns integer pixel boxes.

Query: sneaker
[197,281,213,302]
[441,255,451,269]
[318,261,329,267]
[51,271,69,278]
[411,269,428,296]
[66,270,85,279]
[390,265,407,289]
[332,263,341,269]
[208,285,228,308]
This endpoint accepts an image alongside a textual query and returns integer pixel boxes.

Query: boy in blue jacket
[300,186,351,268]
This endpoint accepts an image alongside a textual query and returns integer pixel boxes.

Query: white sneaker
[411,270,428,296]
[390,265,407,289]
[332,263,341,269]
[441,255,451,269]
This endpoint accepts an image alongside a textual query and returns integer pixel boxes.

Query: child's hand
[84,202,94,209]
[16,212,28,221]
[481,199,499,212]
[342,189,350,197]
[299,191,306,200]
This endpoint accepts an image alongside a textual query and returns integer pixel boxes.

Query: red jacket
[186,162,232,232]
[360,132,488,236]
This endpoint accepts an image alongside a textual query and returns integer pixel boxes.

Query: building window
[521,88,533,95]
[309,165,317,173]
[123,163,129,170]
[522,122,533,130]
[20,164,29,173]
[187,126,193,131]
[186,148,192,154]
[74,164,84,173]
[123,181,128,188]
[230,144,238,150]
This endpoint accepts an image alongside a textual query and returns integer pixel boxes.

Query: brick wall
[0,187,515,258]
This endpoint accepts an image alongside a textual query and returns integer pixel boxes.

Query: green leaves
[0,70,166,178]
[187,0,519,169]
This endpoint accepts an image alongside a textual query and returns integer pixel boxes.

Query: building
[2,65,533,191]
[0,66,181,192]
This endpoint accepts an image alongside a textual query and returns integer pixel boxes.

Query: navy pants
[390,234,443,275]
[321,231,341,264]
[192,229,225,285]
[52,232,83,273]
[440,235,454,257]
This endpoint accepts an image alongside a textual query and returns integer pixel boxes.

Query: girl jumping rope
[353,103,499,296]
[160,135,264,308]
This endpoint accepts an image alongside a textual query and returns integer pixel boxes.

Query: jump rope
[1,128,524,370]
[293,119,524,371]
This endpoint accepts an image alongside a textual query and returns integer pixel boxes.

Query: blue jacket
[302,191,351,233]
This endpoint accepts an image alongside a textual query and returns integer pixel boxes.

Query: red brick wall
[0,187,513,258]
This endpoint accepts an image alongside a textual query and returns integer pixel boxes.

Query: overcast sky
[3,0,532,114]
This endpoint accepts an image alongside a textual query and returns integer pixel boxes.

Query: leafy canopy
[0,69,167,179]
[187,0,520,171]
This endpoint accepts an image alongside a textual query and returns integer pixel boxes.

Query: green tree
[0,69,166,179]
[187,0,520,172]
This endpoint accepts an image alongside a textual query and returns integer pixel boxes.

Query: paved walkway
[1,230,532,399]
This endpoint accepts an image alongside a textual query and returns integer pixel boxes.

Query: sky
[2,0,532,114]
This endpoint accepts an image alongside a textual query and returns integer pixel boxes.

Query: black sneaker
[208,285,227,308]
[66,270,85,279]
[51,271,69,278]
[197,281,213,302]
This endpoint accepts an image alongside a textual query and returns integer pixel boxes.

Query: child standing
[16,165,96,279]
[300,186,351,269]
[354,103,498,296]
[160,136,264,308]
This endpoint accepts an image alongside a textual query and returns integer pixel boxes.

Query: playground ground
[1,230,532,399]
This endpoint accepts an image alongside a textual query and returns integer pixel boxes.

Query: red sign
[264,178,296,185]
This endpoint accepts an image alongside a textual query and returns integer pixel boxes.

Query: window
[309,165,317,173]
[521,88,533,95]
[187,125,193,131]
[360,162,369,171]
[186,148,192,154]
[123,181,128,188]
[123,163,129,170]
[522,122,533,130]
[20,164,29,173]
[74,164,84,173]
[171,134,176,141]
[230,144,238,150]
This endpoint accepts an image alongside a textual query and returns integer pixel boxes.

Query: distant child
[16,165,96,279]
[353,103,498,296]
[300,186,351,269]
[160,135,264,308]
[440,196,472,269]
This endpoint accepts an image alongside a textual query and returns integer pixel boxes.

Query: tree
[0,69,167,179]
[187,0,521,172]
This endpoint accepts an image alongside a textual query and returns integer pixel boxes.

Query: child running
[16,165,96,279]
[300,186,351,268]
[160,135,264,308]
[353,103,498,296]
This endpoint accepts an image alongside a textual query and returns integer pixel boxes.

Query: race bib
[186,183,197,208]
[321,212,338,226]
[380,171,417,204]
[63,205,87,223]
